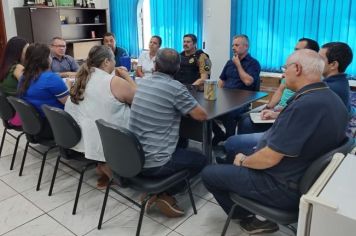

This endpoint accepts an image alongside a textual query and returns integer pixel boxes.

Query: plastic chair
[42,105,98,214]
[7,96,57,191]
[221,137,354,235]
[95,119,197,236]
[0,91,25,169]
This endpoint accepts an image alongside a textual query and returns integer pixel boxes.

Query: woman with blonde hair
[65,45,136,188]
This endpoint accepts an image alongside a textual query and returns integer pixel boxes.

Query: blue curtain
[231,0,356,75]
[110,0,140,57]
[150,0,203,51]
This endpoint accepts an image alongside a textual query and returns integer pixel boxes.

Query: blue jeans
[213,105,249,138]
[223,133,264,163]
[237,113,272,134]
[201,164,300,219]
[141,148,207,194]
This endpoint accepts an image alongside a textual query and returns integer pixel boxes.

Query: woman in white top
[136,35,162,79]
[65,45,136,188]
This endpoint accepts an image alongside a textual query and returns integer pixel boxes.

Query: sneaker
[140,193,158,213]
[212,135,227,146]
[239,216,279,235]
[155,193,184,218]
[215,156,227,164]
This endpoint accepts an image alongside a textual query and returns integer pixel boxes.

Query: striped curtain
[110,0,140,57]
[150,0,203,51]
[231,0,356,74]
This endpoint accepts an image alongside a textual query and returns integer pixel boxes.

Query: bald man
[202,49,348,235]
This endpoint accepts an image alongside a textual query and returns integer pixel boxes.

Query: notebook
[250,112,276,124]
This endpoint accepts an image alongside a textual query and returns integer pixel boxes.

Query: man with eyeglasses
[202,49,348,235]
[50,37,79,78]
[237,38,319,135]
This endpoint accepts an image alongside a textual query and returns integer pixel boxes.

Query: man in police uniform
[174,34,211,86]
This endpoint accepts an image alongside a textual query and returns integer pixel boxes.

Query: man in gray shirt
[50,37,79,78]
[129,48,208,218]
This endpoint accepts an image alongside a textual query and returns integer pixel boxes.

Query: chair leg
[136,195,150,236]
[19,141,29,176]
[72,165,90,215]
[221,204,237,236]
[286,224,297,235]
[186,179,197,214]
[9,132,24,170]
[98,179,113,229]
[0,128,7,158]
[36,146,56,191]
[48,155,61,196]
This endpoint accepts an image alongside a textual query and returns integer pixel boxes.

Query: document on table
[250,112,276,123]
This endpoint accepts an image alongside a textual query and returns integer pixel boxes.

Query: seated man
[212,34,261,145]
[174,34,211,148]
[174,34,211,86]
[319,42,353,112]
[212,34,261,146]
[258,41,353,123]
[217,41,353,164]
[102,32,129,67]
[129,48,208,218]
[202,49,349,234]
[50,37,79,78]
[237,38,319,135]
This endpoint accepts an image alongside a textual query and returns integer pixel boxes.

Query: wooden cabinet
[14,7,107,59]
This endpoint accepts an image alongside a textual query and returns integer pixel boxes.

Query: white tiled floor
[0,128,293,236]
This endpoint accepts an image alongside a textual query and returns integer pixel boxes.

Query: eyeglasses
[52,45,66,48]
[280,63,296,72]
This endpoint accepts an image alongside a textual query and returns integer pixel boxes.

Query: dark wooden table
[180,87,268,163]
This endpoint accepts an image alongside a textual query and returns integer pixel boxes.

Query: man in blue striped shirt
[129,48,208,218]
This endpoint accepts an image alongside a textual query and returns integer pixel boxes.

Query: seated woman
[18,43,69,139]
[65,45,136,189]
[0,37,29,126]
[136,35,162,79]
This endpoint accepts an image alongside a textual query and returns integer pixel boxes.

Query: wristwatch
[239,156,247,166]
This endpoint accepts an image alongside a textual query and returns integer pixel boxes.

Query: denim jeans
[141,148,207,194]
[237,113,273,134]
[223,133,264,163]
[201,164,300,219]
[213,105,250,138]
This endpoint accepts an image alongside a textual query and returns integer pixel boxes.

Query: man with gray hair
[202,49,349,234]
[129,48,208,218]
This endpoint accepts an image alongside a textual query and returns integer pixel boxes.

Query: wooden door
[0,0,7,58]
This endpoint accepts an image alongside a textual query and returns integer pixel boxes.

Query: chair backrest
[0,91,15,122]
[299,137,354,194]
[42,105,81,149]
[7,96,42,135]
[95,119,145,178]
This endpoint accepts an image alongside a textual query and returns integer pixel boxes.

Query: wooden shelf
[15,6,107,59]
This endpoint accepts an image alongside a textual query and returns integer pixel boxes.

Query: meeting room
[0,0,355,235]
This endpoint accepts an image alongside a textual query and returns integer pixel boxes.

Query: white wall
[2,0,22,39]
[2,0,110,39]
[202,0,231,80]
